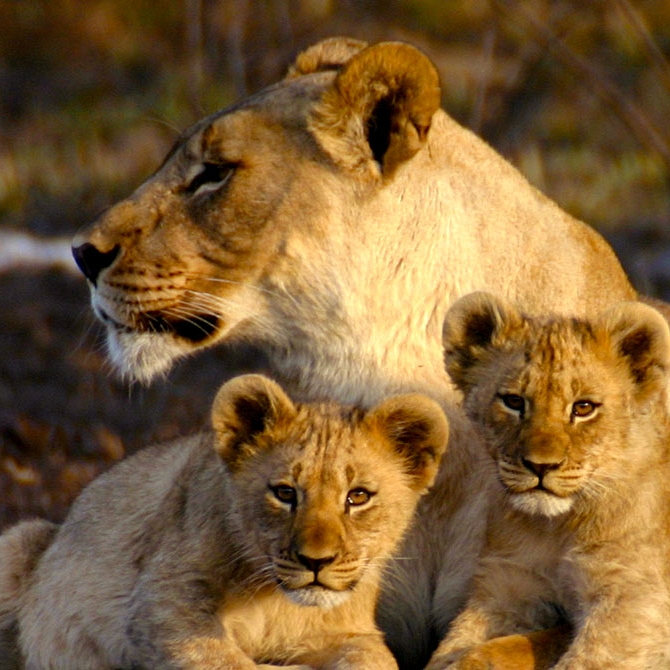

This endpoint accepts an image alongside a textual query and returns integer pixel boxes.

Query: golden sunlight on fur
[67,36,669,667]
[0,375,448,669]
[431,292,670,669]
[71,37,636,399]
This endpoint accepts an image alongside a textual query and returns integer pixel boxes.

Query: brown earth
[0,266,267,527]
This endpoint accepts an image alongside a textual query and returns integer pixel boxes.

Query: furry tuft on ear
[310,41,440,178]
[442,292,522,392]
[211,374,296,469]
[367,394,448,493]
[598,301,670,398]
[286,37,368,78]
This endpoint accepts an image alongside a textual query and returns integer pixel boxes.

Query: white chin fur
[283,587,351,610]
[508,491,574,517]
[107,329,187,384]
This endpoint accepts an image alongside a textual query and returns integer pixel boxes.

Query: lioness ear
[310,41,441,178]
[442,291,522,393]
[599,301,670,398]
[211,374,296,469]
[286,37,368,78]
[368,394,449,494]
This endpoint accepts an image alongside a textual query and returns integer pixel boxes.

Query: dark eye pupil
[272,485,296,504]
[501,394,524,412]
[186,162,231,194]
[573,401,594,417]
[347,489,371,506]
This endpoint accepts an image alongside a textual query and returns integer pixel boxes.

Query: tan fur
[69,37,647,666]
[8,375,447,669]
[444,627,573,670]
[71,37,636,397]
[0,519,57,669]
[433,293,670,669]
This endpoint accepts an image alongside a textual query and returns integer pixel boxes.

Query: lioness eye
[572,400,598,419]
[185,162,234,195]
[347,488,373,507]
[499,393,525,415]
[271,485,297,506]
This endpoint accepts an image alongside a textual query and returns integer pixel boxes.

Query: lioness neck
[261,111,635,409]
[263,238,454,408]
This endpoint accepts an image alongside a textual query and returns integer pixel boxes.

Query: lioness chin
[431,292,670,669]
[0,374,448,669]
[69,36,658,667]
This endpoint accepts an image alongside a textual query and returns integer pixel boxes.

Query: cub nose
[297,553,336,576]
[72,243,120,285]
[522,457,561,481]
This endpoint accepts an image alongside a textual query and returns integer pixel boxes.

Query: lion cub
[1,374,448,669]
[432,292,670,670]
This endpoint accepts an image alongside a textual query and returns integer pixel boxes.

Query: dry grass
[2,0,669,236]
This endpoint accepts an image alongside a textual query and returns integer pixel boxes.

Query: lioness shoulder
[7,374,447,669]
[429,292,670,669]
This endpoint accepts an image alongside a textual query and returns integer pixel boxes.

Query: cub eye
[346,488,373,508]
[499,393,526,415]
[270,485,297,506]
[572,400,599,419]
[185,162,234,195]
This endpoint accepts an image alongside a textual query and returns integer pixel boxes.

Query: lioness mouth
[102,309,220,343]
[149,312,221,343]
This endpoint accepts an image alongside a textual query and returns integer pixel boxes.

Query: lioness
[71,37,637,396]
[0,374,448,669]
[432,292,670,669]
[69,37,648,666]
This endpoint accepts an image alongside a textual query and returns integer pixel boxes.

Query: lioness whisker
[181,272,301,307]
[178,291,277,330]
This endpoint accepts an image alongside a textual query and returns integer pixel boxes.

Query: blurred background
[1,0,669,527]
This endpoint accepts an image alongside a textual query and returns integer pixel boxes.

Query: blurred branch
[494,0,670,168]
[185,0,205,116]
[228,0,249,97]
[614,0,670,95]
[273,0,294,47]
[470,27,497,134]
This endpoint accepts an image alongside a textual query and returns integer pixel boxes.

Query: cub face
[443,292,670,518]
[211,374,448,608]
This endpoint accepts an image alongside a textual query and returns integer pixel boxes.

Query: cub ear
[286,37,368,77]
[211,374,296,469]
[442,291,522,393]
[598,301,670,398]
[310,41,441,178]
[367,394,449,494]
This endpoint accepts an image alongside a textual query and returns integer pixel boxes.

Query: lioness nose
[297,553,336,575]
[72,243,120,285]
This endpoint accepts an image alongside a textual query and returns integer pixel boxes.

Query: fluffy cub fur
[1,374,448,669]
[0,519,57,669]
[69,36,644,666]
[430,292,670,670]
